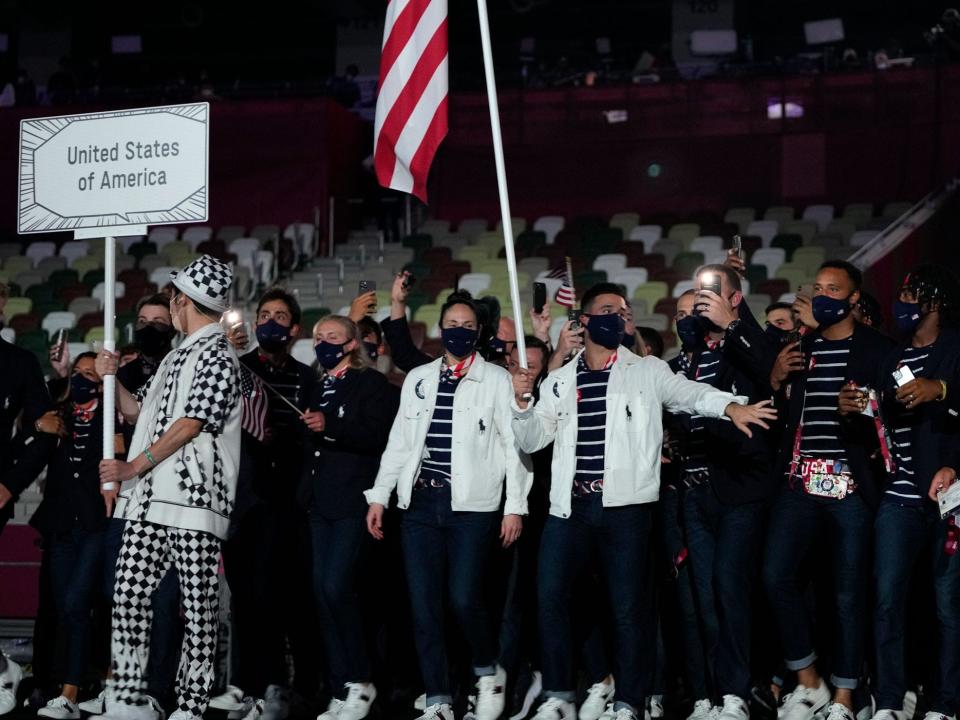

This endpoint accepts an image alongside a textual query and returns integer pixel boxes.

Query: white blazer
[512,348,745,519]
[365,353,532,515]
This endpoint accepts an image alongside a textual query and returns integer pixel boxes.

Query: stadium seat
[457,219,488,241]
[792,246,826,275]
[610,268,649,297]
[84,326,119,344]
[825,220,855,243]
[609,212,639,238]
[746,220,779,247]
[148,227,179,249]
[532,216,565,245]
[518,257,548,279]
[494,217,527,237]
[36,256,67,279]
[802,204,835,232]
[456,246,490,268]
[750,248,786,279]
[689,236,723,256]
[458,273,492,296]
[672,251,705,278]
[628,225,662,254]
[651,239,682,266]
[183,226,215,248]
[849,230,876,249]
[41,311,77,339]
[724,208,756,234]
[770,234,802,261]
[3,256,33,275]
[633,282,669,310]
[92,281,127,307]
[25,242,57,267]
[4,297,32,318]
[0,243,21,262]
[418,219,451,238]
[764,206,795,225]
[251,225,281,243]
[842,203,873,228]
[68,297,101,318]
[634,313,669,332]
[593,253,627,276]
[15,271,44,291]
[667,223,700,248]
[882,201,913,219]
[774,263,810,289]
[745,264,767,286]
[672,280,696,298]
[58,240,90,265]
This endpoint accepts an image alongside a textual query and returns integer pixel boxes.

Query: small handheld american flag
[239,365,268,443]
[546,257,577,308]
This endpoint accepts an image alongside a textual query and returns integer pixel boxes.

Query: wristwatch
[725,318,742,335]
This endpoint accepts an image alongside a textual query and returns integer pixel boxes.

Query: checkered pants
[108,521,221,717]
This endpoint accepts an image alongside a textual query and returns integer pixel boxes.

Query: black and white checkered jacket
[115,323,242,539]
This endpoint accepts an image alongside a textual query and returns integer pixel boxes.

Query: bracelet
[939,380,948,402]
[144,449,158,468]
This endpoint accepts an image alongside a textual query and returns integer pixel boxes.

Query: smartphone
[893,364,916,388]
[533,282,547,314]
[568,307,581,330]
[222,309,243,330]
[786,328,802,345]
[358,280,376,295]
[733,234,744,262]
[700,271,722,297]
[402,272,416,290]
[51,328,67,362]
[798,283,815,298]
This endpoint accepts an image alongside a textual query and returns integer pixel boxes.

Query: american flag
[546,263,577,308]
[373,0,449,203]
[239,365,268,443]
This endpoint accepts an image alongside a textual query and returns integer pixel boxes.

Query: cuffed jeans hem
[474,665,496,677]
[545,691,577,703]
[875,704,904,712]
[785,652,817,672]
[426,695,453,707]
[830,675,858,690]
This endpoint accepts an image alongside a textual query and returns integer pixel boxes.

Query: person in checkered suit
[94,256,242,720]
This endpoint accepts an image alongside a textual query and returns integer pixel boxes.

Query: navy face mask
[676,315,706,351]
[315,341,347,370]
[765,324,791,344]
[892,300,922,334]
[585,313,625,349]
[71,374,99,402]
[441,326,478,358]
[811,294,853,328]
[363,341,379,362]
[256,319,292,353]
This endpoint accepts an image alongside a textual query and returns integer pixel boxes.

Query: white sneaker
[166,712,200,720]
[241,700,264,720]
[317,699,344,720]
[598,707,639,720]
[38,696,81,719]
[778,682,830,720]
[903,693,917,720]
[688,700,715,720]
[869,711,903,720]
[821,705,855,720]
[261,687,289,720]
[0,658,23,716]
[416,704,455,720]
[79,691,107,716]
[464,696,478,720]
[476,666,507,720]
[580,682,616,720]
[718,696,749,720]
[93,700,159,720]
[339,684,376,720]
[649,697,664,720]
[922,714,956,720]
[143,696,166,720]
[229,698,256,720]
[211,687,247,713]
[414,695,427,712]
[535,699,577,720]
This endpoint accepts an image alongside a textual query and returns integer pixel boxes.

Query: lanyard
[867,391,896,475]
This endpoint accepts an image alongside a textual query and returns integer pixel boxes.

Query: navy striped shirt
[417,373,462,488]
[885,345,930,506]
[573,353,614,496]
[797,336,851,462]
[684,345,722,479]
[69,403,96,465]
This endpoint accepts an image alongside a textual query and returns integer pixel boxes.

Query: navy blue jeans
[874,502,960,715]
[762,487,872,690]
[47,526,106,686]
[683,484,765,700]
[659,485,710,700]
[104,518,181,700]
[400,485,499,706]
[310,512,371,696]
[538,494,653,714]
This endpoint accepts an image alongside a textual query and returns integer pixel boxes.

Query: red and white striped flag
[373,0,449,203]
[239,366,268,443]
[546,262,577,308]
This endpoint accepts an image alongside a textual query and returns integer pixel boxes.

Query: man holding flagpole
[94,256,241,720]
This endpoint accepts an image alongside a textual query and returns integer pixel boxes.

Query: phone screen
[567,307,581,330]
[533,282,547,314]
[358,280,377,295]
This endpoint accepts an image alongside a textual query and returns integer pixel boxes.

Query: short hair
[257,287,302,325]
[523,335,550,369]
[317,314,367,370]
[0,282,8,300]
[855,292,884,327]
[696,264,742,292]
[637,326,664,358]
[357,316,383,344]
[440,289,480,325]
[901,264,960,327]
[819,260,862,291]
[581,282,627,314]
[136,293,170,316]
[765,301,793,315]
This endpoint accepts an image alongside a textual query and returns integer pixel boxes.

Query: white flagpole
[102,236,116,465]
[476,0,528,371]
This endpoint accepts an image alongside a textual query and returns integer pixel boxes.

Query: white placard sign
[18,102,208,234]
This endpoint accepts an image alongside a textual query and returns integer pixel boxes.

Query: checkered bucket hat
[170,255,233,314]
